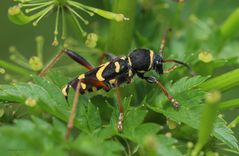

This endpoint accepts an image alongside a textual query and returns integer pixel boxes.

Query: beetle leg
[115,80,124,131]
[39,49,64,77]
[63,49,94,70]
[99,52,116,64]
[39,49,94,77]
[65,79,81,141]
[137,73,180,109]
[159,28,172,55]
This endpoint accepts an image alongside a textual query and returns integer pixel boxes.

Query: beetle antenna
[159,28,172,56]
[163,59,195,75]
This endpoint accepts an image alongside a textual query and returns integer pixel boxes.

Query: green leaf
[149,76,239,151]
[143,135,183,156]
[0,116,66,156]
[86,101,102,132]
[71,134,123,156]
[156,135,182,156]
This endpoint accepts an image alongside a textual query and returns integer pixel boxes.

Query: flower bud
[25,97,37,107]
[85,33,98,48]
[8,6,33,25]
[0,68,5,74]
[198,51,213,63]
[205,90,221,104]
[167,118,177,129]
[29,56,43,71]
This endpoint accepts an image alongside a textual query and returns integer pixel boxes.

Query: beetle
[39,33,192,140]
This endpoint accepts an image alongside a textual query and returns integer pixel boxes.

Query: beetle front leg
[137,74,180,109]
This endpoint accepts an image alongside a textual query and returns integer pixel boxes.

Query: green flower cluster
[8,0,129,46]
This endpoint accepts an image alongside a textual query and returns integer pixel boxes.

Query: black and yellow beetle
[39,34,192,140]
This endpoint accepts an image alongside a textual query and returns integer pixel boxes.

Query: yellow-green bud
[115,14,129,22]
[4,74,11,81]
[25,97,37,107]
[205,90,221,104]
[0,68,5,74]
[85,33,98,48]
[35,36,44,43]
[10,55,17,61]
[198,51,213,63]
[29,56,43,71]
[165,132,172,138]
[52,39,59,47]
[8,6,33,25]
[9,46,17,53]
[187,142,194,149]
[86,7,129,22]
[167,118,177,129]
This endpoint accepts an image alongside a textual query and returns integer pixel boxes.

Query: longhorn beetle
[39,32,192,140]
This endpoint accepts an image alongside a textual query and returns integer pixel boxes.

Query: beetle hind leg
[65,79,82,141]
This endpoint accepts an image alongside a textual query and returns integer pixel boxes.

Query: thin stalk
[21,2,53,7]
[25,1,54,13]
[69,9,87,36]
[53,5,60,44]
[36,36,44,62]
[33,5,54,26]
[219,98,239,110]
[61,5,67,39]
[10,55,31,69]
[0,60,33,76]
[66,6,88,24]
[199,68,239,92]
[67,1,94,16]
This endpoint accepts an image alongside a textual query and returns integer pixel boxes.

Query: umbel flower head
[8,0,129,46]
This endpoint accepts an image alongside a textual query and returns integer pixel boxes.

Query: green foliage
[148,76,239,151]
[1,0,239,156]
[0,72,238,155]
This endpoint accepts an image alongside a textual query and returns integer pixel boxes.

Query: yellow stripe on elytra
[128,70,133,77]
[148,50,154,70]
[114,62,120,73]
[62,85,68,96]
[78,74,85,80]
[128,57,132,66]
[109,79,116,84]
[96,62,110,81]
[127,57,133,77]
[81,82,87,90]
[138,70,145,73]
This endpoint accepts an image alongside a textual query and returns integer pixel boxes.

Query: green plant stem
[0,60,33,76]
[36,38,44,62]
[219,98,239,110]
[199,68,239,92]
[192,101,219,156]
[220,8,239,40]
[107,0,137,54]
